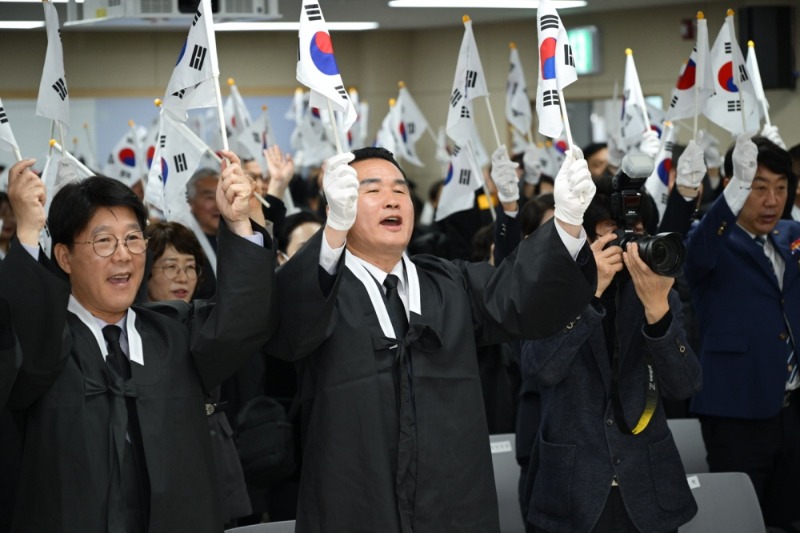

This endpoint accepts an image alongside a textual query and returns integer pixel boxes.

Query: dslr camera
[608,154,686,277]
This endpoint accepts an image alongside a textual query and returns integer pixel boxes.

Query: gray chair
[489,433,526,533]
[668,418,709,474]
[226,520,295,533]
[679,472,765,533]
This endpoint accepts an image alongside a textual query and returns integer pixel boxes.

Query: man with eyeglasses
[0,152,276,533]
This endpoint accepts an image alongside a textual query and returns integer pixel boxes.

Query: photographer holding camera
[519,156,702,533]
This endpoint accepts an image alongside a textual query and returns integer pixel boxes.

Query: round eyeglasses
[74,231,148,258]
[155,263,200,281]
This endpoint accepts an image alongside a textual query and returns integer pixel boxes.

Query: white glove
[676,140,706,190]
[491,145,520,204]
[322,152,359,231]
[723,134,758,215]
[553,147,596,226]
[761,124,787,150]
[522,144,543,185]
[638,130,660,160]
[698,129,723,169]
[607,134,625,169]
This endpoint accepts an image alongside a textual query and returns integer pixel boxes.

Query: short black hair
[582,142,608,160]
[49,176,148,253]
[276,210,324,254]
[582,190,658,239]
[350,146,408,182]
[724,138,796,218]
[145,221,207,289]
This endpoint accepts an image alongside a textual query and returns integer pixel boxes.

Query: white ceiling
[0,0,727,31]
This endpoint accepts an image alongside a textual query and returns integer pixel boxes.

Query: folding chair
[226,520,295,533]
[668,418,709,474]
[679,472,765,533]
[489,433,526,533]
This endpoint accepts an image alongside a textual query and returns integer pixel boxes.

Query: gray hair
[186,168,219,201]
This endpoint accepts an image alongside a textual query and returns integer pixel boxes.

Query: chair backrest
[489,433,527,533]
[668,418,709,474]
[678,472,765,533]
[226,520,296,533]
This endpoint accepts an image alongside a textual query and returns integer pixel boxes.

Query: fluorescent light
[215,21,379,31]
[0,20,45,28]
[389,0,586,8]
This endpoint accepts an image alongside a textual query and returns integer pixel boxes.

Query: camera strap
[610,339,658,435]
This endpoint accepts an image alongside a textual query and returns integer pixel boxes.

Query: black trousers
[700,389,800,531]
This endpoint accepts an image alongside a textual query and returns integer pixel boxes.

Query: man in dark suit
[0,151,275,533]
[265,146,598,533]
[684,135,800,531]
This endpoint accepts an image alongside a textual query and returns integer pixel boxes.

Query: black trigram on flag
[192,9,201,26]
[172,89,186,100]
[407,123,416,135]
[460,106,470,119]
[511,109,524,117]
[52,78,68,101]
[174,153,188,173]
[107,154,114,165]
[120,169,132,181]
[304,4,322,21]
[727,100,742,112]
[540,14,559,31]
[451,88,463,108]
[738,64,749,82]
[665,142,674,153]
[0,107,7,124]
[542,90,560,107]
[459,169,471,186]
[453,144,461,156]
[670,95,679,108]
[465,70,478,89]
[334,85,348,100]
[508,81,519,95]
[564,45,575,68]
[252,132,261,144]
[190,45,207,71]
[724,42,732,54]
[57,29,62,41]
[159,135,167,149]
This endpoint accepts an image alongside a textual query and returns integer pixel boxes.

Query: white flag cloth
[446,18,489,146]
[162,0,219,121]
[506,46,532,136]
[511,128,528,155]
[146,112,208,221]
[0,98,20,154]
[703,14,759,135]
[665,17,713,122]
[746,41,768,121]
[620,52,650,150]
[347,88,368,149]
[36,1,69,131]
[536,0,577,139]
[291,103,335,169]
[395,86,430,167]
[644,123,675,223]
[223,83,252,135]
[103,124,146,187]
[232,107,274,169]
[296,3,358,132]
[374,105,398,155]
[435,142,483,222]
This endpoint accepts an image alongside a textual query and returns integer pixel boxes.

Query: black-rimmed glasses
[74,231,148,257]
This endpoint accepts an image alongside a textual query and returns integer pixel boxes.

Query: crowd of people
[0,123,799,533]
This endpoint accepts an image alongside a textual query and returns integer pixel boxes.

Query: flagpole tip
[49,139,57,147]
[727,8,734,16]
[83,122,89,129]
[262,105,268,111]
[664,120,672,127]
[625,48,633,55]
[398,80,406,88]
[295,87,304,95]
[73,137,78,144]
[389,98,396,107]
[154,98,162,108]
[227,78,235,86]
[462,14,470,23]
[696,11,704,19]
[509,42,516,49]
[748,40,755,47]
[128,119,135,127]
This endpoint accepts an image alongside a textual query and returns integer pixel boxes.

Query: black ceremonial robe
[0,221,276,533]
[0,297,20,409]
[265,218,596,533]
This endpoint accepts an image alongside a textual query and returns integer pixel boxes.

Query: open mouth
[172,289,189,299]
[108,274,131,286]
[380,216,402,227]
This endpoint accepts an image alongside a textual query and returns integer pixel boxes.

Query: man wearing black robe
[265,146,598,533]
[0,152,276,533]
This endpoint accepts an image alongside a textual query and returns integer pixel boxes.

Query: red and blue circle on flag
[555,139,568,154]
[676,59,696,90]
[160,157,169,183]
[657,158,672,186]
[118,148,136,168]
[444,163,454,185]
[540,37,558,80]
[147,146,156,168]
[310,31,340,76]
[398,122,407,143]
[717,62,739,92]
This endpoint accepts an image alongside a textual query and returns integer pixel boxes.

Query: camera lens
[637,232,686,277]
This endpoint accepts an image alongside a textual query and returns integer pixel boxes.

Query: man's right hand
[323,152,359,233]
[553,146,596,230]
[591,232,623,298]
[731,134,758,186]
[7,159,45,247]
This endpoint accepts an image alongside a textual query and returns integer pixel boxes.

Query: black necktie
[384,274,409,340]
[103,325,131,380]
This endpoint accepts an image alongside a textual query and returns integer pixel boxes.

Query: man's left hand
[623,242,673,324]
[217,150,254,236]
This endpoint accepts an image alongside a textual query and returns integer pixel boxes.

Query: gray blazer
[521,281,701,533]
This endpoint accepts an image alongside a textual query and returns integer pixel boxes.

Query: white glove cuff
[554,206,583,226]
[326,216,355,232]
[723,177,751,215]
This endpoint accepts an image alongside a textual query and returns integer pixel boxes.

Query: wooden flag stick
[726,10,747,133]
[49,139,94,176]
[213,76,230,152]
[83,122,95,166]
[326,98,344,154]
[483,97,503,150]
